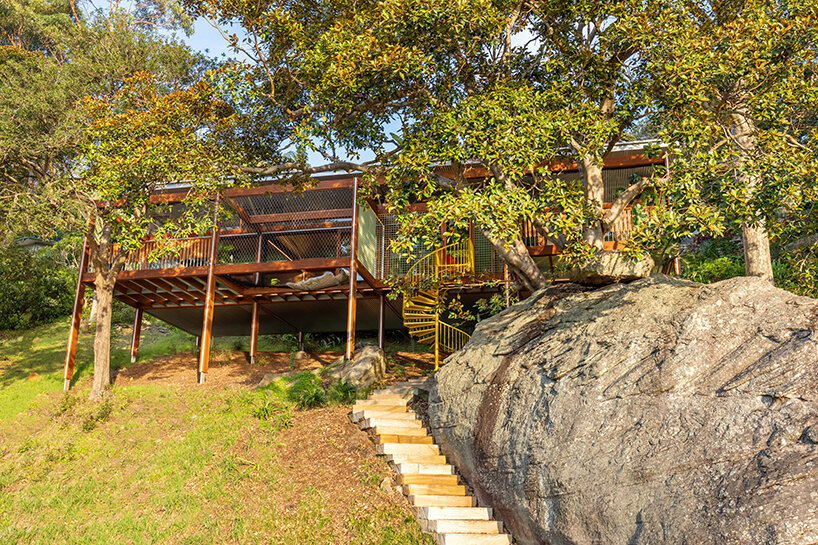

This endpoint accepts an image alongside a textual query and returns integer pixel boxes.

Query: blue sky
[186,18,245,60]
[182,18,385,167]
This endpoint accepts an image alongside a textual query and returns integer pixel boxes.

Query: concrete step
[394,462,455,475]
[426,519,502,534]
[363,417,423,429]
[372,425,428,437]
[353,398,407,409]
[378,443,440,456]
[409,495,476,508]
[398,474,459,486]
[377,434,435,445]
[386,454,447,464]
[352,408,413,423]
[436,534,512,545]
[367,393,410,401]
[417,506,493,521]
[403,484,467,497]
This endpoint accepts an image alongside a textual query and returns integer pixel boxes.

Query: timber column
[249,232,263,364]
[63,230,91,391]
[378,294,385,350]
[198,194,220,384]
[130,306,143,363]
[345,178,359,360]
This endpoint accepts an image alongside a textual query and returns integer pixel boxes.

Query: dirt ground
[114,349,437,389]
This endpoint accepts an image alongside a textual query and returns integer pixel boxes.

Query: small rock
[379,476,393,494]
[293,350,308,361]
[27,372,41,381]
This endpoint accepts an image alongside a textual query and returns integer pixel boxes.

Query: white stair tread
[418,507,493,521]
[378,443,440,456]
[437,533,512,545]
[363,417,423,429]
[426,519,502,534]
[409,494,476,507]
[395,463,455,475]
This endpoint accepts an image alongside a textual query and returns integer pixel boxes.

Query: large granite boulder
[428,275,818,545]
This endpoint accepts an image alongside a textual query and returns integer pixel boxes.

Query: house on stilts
[62,140,670,389]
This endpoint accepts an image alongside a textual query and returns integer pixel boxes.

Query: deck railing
[102,206,642,276]
[120,236,211,271]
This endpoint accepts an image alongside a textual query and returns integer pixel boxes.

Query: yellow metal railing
[402,239,475,369]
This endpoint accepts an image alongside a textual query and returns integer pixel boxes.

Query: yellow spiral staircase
[402,240,475,369]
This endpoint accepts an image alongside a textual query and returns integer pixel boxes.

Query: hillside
[0,320,435,545]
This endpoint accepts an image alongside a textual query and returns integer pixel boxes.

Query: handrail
[438,321,471,352]
[404,239,475,286]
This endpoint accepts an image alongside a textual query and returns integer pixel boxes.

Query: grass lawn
[0,319,434,545]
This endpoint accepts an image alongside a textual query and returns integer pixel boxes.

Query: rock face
[428,275,818,545]
[327,345,386,388]
[567,250,654,285]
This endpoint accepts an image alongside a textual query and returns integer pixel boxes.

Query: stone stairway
[354,380,512,545]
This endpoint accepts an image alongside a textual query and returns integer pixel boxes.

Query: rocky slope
[428,275,818,545]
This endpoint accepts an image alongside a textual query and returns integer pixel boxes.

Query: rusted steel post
[249,301,259,364]
[198,193,220,384]
[249,231,263,364]
[130,306,143,363]
[63,229,91,391]
[378,293,385,350]
[346,178,359,361]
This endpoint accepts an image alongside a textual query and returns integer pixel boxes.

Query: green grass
[0,320,434,545]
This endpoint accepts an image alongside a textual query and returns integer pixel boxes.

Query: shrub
[680,237,745,284]
[327,379,358,405]
[288,373,326,408]
[0,245,75,329]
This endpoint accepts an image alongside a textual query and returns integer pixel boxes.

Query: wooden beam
[214,257,351,276]
[162,277,203,301]
[346,178,359,361]
[130,306,143,363]
[63,232,90,391]
[198,194,220,384]
[146,278,199,305]
[248,208,353,225]
[355,259,384,289]
[130,279,182,306]
[214,275,248,295]
[222,177,355,198]
[227,199,261,232]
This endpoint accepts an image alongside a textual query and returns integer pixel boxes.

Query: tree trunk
[579,155,606,250]
[742,221,774,282]
[730,105,774,283]
[90,272,116,400]
[480,227,548,292]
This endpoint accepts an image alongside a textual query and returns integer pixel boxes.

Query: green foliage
[81,396,114,431]
[640,1,818,267]
[773,247,818,298]
[287,373,326,409]
[326,379,358,405]
[252,392,293,431]
[0,245,75,330]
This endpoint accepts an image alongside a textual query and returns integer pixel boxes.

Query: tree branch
[602,176,652,230]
